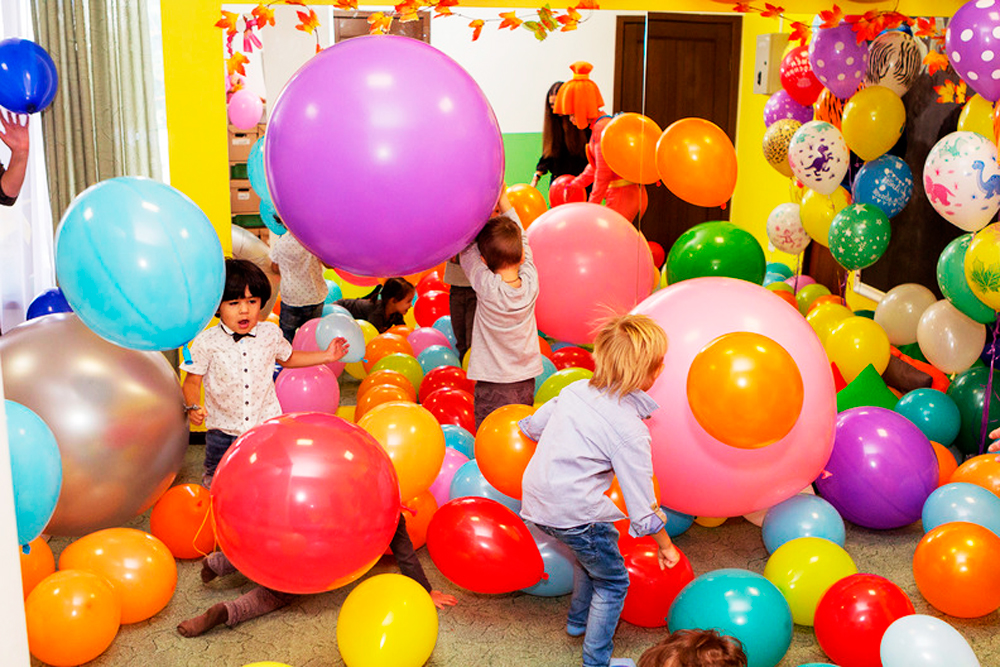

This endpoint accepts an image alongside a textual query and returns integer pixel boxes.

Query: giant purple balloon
[815,406,938,529]
[947,0,1000,102]
[809,23,868,99]
[265,35,504,277]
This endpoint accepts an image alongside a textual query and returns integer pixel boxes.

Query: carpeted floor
[35,375,1000,667]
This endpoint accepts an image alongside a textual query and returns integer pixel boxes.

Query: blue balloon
[54,177,225,351]
[417,344,461,374]
[668,569,792,667]
[535,355,557,394]
[766,262,794,280]
[449,460,520,513]
[922,482,1000,537]
[432,315,457,349]
[324,280,342,304]
[894,388,961,447]
[659,505,695,538]
[322,303,351,318]
[0,38,58,114]
[442,424,475,459]
[761,494,846,554]
[521,523,576,597]
[852,155,913,218]
[5,400,62,545]
[762,272,788,286]
[259,197,286,236]
[26,287,72,320]
[247,136,270,200]
[315,313,365,362]
[549,340,574,353]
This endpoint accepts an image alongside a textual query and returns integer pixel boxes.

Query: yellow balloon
[806,302,853,344]
[841,85,906,161]
[965,223,1000,311]
[800,186,851,247]
[324,268,375,299]
[345,319,381,380]
[462,347,471,372]
[336,405,357,423]
[763,537,858,626]
[958,94,996,141]
[824,316,891,382]
[337,574,438,667]
[789,177,807,205]
[694,516,727,528]
[358,402,445,501]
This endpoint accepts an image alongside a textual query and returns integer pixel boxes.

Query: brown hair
[638,629,747,667]
[476,215,523,272]
[589,314,667,399]
[541,81,588,162]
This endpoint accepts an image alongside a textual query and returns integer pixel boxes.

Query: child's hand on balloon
[325,336,349,363]
[990,426,1000,460]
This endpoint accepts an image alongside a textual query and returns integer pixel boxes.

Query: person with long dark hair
[530,81,590,189]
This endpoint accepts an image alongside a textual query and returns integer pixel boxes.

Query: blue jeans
[278,302,324,344]
[204,429,238,485]
[537,522,629,667]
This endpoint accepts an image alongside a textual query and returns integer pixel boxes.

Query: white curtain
[0,0,55,334]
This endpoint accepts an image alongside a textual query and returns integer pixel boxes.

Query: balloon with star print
[788,121,850,196]
[829,203,891,271]
[852,155,913,218]
[924,131,1000,232]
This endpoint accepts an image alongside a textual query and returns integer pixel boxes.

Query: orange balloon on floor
[655,118,737,207]
[913,521,1000,618]
[358,369,417,403]
[359,402,447,501]
[364,333,414,372]
[26,569,121,666]
[474,404,537,499]
[19,537,55,599]
[950,454,1000,497]
[930,441,958,487]
[386,324,413,338]
[606,475,662,515]
[149,483,216,559]
[399,490,439,551]
[506,184,549,228]
[59,527,178,624]
[600,112,663,185]
[687,331,805,449]
[355,383,415,422]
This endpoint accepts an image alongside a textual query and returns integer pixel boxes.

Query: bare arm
[181,373,207,426]
[0,111,29,200]
[280,336,348,368]
[650,505,681,570]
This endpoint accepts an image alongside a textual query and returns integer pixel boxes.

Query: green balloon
[836,364,898,412]
[665,221,766,285]
[937,234,996,324]
[371,353,424,393]
[829,203,891,270]
[896,342,927,363]
[946,365,1000,456]
[535,367,593,405]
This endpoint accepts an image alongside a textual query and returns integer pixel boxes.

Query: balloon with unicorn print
[924,130,1000,232]
[788,120,850,196]
[766,203,811,255]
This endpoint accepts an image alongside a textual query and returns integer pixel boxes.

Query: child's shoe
[566,622,586,637]
[609,659,637,667]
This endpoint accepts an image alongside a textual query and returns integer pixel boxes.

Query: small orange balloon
[687,332,804,449]
[913,521,1000,618]
[399,490,439,551]
[26,570,121,666]
[355,383,414,422]
[149,483,216,560]
[600,112,663,185]
[930,441,958,487]
[19,537,55,599]
[807,294,846,313]
[59,527,178,624]
[606,475,662,515]
[364,333,414,372]
[656,118,737,208]
[770,289,799,309]
[506,184,549,229]
[950,453,1000,497]
[358,369,417,404]
[386,325,413,338]
[538,336,552,359]
[359,402,446,501]
[474,404,538,499]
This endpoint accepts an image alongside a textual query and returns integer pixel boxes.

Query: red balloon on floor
[550,346,596,372]
[621,537,695,627]
[422,387,476,434]
[419,365,475,403]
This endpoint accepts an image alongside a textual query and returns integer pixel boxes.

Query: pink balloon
[429,447,470,508]
[275,365,341,414]
[409,327,453,357]
[527,203,658,345]
[633,277,836,517]
[785,275,816,290]
[227,88,263,130]
[292,318,322,352]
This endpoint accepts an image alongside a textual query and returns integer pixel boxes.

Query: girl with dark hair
[530,81,590,189]
[335,276,415,333]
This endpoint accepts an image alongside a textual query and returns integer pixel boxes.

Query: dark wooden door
[615,14,742,251]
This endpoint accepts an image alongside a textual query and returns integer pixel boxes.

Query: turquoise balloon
[829,203,891,270]
[922,482,1000,537]
[247,136,270,200]
[761,494,846,554]
[417,344,461,374]
[666,221,766,285]
[946,365,1000,456]
[54,177,225,351]
[521,523,575,597]
[534,355,556,394]
[668,569,792,667]
[535,368,593,405]
[766,262,794,279]
[937,234,995,324]
[441,424,475,459]
[324,280,343,304]
[449,460,520,513]
[259,198,287,236]
[894,388,961,447]
[5,401,62,546]
[432,316,457,349]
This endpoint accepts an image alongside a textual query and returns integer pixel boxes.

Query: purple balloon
[809,23,868,99]
[947,0,1000,102]
[763,89,813,127]
[815,406,938,529]
[265,35,504,277]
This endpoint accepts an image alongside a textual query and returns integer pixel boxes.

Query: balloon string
[193,492,216,559]
[838,269,849,305]
[978,313,1000,456]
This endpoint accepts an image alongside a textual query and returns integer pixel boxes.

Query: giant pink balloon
[634,277,836,517]
[265,36,504,277]
[527,203,658,345]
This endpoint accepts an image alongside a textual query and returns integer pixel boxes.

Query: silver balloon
[0,313,188,536]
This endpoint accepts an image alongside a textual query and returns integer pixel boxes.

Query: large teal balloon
[5,400,62,546]
[946,365,1000,456]
[937,234,995,323]
[894,388,961,447]
[666,221,766,285]
[668,569,793,667]
[829,203,891,270]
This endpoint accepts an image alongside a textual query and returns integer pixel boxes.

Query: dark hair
[637,629,747,667]
[476,215,523,272]
[362,277,415,312]
[541,81,588,162]
[221,258,272,305]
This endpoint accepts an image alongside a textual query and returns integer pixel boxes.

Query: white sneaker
[609,659,637,667]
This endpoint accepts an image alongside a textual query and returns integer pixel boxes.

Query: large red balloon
[550,346,596,372]
[422,387,476,434]
[419,365,476,403]
[414,290,451,328]
[212,412,401,594]
[813,573,915,667]
[620,537,694,628]
[426,497,543,593]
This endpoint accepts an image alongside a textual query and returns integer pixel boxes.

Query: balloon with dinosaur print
[788,121,849,196]
[924,131,1000,232]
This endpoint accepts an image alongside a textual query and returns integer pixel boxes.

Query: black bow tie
[232,332,254,342]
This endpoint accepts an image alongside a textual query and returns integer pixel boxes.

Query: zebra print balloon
[865,32,922,97]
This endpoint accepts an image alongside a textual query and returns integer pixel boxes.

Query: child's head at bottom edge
[590,313,668,398]
[637,629,748,667]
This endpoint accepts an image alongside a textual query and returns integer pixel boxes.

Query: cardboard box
[230,179,260,215]
[228,125,260,163]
